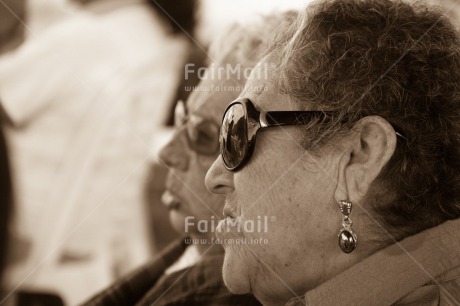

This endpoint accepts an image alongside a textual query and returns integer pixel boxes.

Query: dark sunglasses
[174,100,220,155]
[219,98,334,171]
[219,98,406,171]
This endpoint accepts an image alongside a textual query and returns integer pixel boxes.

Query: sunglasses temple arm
[260,111,329,127]
[260,111,408,140]
[260,111,296,128]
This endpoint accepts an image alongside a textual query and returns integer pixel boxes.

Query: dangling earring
[338,200,358,253]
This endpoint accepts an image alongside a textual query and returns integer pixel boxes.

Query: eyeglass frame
[174,100,220,156]
[219,98,406,172]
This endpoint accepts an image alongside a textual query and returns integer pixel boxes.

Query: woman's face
[159,72,239,239]
[205,61,354,305]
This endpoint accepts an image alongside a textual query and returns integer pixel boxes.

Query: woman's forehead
[186,84,238,122]
[239,57,297,111]
[241,76,299,112]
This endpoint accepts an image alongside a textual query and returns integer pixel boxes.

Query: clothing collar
[287,218,460,306]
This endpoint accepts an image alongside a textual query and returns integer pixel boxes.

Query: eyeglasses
[219,98,335,171]
[174,100,220,155]
[220,98,407,172]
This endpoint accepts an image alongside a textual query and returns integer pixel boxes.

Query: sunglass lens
[221,103,247,169]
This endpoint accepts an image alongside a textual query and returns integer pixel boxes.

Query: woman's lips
[223,207,237,219]
[161,190,180,210]
[216,219,227,241]
[223,194,238,218]
[216,216,241,240]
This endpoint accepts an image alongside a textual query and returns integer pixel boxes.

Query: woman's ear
[334,116,397,204]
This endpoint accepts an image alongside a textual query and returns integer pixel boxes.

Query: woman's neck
[189,232,224,256]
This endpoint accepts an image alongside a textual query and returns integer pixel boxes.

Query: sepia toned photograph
[0,0,459,305]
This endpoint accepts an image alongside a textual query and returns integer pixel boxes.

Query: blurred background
[0,0,308,305]
[0,0,458,305]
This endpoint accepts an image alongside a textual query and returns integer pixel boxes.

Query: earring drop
[338,200,358,253]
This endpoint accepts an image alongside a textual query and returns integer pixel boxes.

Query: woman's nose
[205,156,234,194]
[158,134,189,171]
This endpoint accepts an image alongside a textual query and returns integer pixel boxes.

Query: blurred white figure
[0,1,188,304]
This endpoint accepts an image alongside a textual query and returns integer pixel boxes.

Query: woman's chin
[222,250,251,294]
[169,209,189,235]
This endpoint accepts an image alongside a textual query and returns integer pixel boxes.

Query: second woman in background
[82,10,296,306]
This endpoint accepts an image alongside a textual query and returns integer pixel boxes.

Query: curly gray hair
[269,0,460,243]
[208,10,298,86]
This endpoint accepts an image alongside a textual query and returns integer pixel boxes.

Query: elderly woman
[82,11,295,306]
[205,0,460,305]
